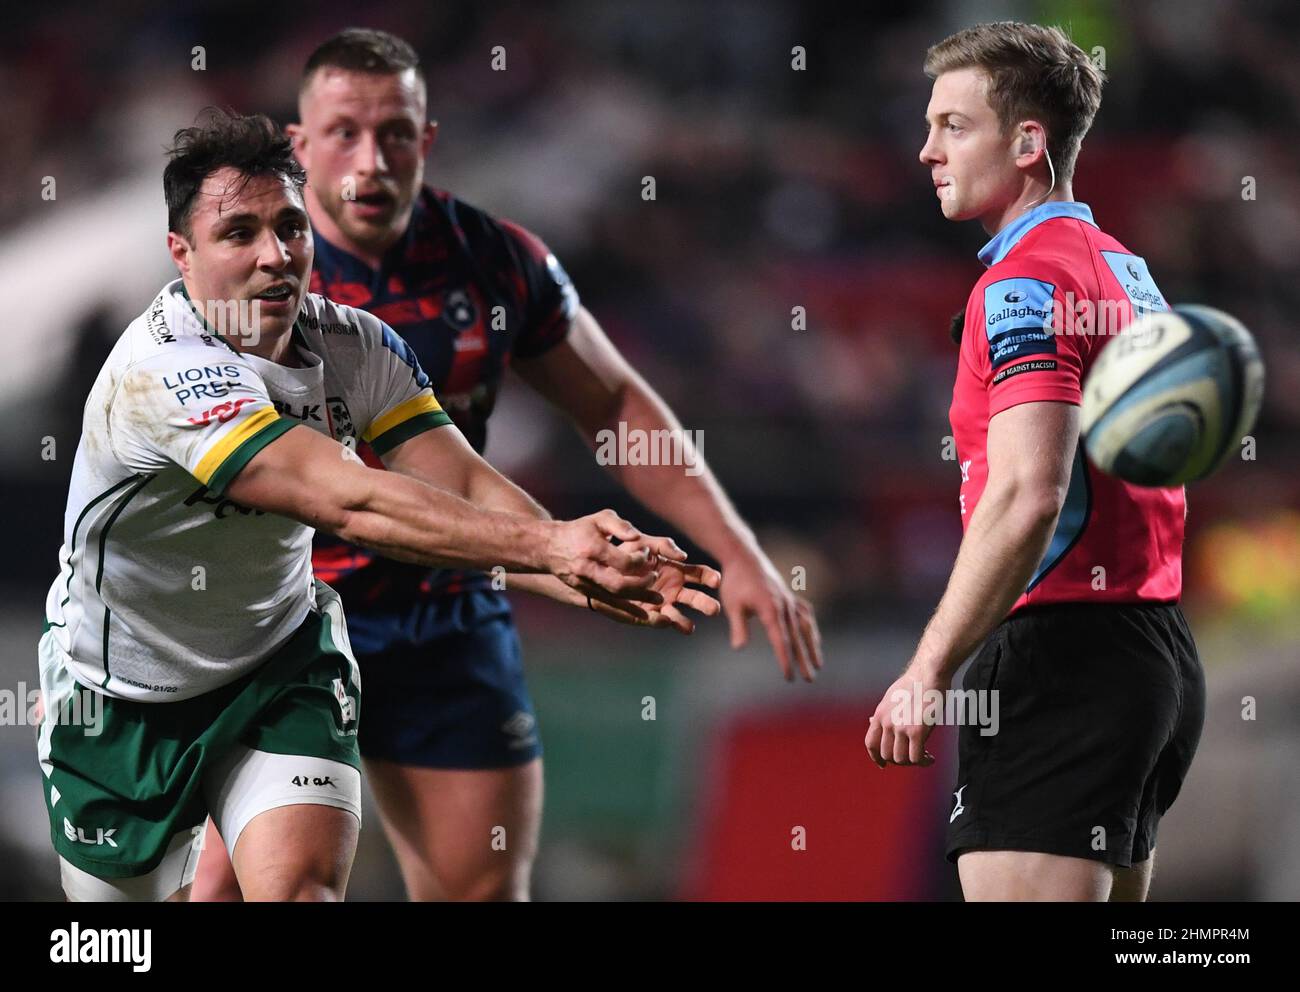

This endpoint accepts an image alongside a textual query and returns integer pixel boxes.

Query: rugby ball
[1081,305,1265,486]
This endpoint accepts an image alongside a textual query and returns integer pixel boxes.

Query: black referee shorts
[945,601,1205,869]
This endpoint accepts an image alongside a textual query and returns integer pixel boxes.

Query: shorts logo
[502,710,538,749]
[949,785,967,824]
[63,817,117,847]
[332,678,356,727]
[290,775,338,788]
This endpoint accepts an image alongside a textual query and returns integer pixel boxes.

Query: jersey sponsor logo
[452,321,486,356]
[1099,251,1168,316]
[146,294,176,345]
[272,400,322,422]
[984,277,1057,370]
[162,363,244,406]
[991,358,1058,386]
[187,396,256,426]
[183,484,265,520]
[302,313,359,335]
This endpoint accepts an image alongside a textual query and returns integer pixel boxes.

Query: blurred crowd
[4,0,1297,627]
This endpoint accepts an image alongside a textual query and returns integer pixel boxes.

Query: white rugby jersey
[44,279,451,701]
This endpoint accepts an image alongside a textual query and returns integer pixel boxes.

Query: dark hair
[924,22,1104,182]
[164,109,306,239]
[301,27,424,95]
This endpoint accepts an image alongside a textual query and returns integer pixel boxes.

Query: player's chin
[345,199,401,229]
[250,310,297,343]
[940,197,973,221]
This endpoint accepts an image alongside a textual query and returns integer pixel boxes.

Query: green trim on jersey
[205,418,298,496]
[46,475,145,629]
[369,410,453,456]
[92,474,155,686]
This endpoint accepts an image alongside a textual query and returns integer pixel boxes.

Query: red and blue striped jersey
[309,186,578,604]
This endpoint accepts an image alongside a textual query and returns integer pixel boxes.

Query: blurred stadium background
[1,0,1297,900]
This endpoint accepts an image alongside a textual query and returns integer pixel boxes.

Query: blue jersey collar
[978,201,1097,267]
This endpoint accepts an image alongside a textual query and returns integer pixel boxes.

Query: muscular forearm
[912,483,1062,681]
[465,461,552,523]
[335,467,554,573]
[592,381,759,563]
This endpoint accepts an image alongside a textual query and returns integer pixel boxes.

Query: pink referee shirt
[948,201,1185,613]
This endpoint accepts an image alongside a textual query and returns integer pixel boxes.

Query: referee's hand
[865,667,946,768]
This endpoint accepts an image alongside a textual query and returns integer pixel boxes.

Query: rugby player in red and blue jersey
[865,23,1203,901]
[195,28,821,901]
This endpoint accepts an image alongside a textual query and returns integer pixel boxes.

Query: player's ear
[285,123,307,164]
[422,120,438,156]
[1015,121,1046,165]
[166,229,192,275]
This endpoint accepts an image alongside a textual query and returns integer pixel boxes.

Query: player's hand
[547,510,672,604]
[864,666,948,768]
[589,547,723,633]
[720,547,823,682]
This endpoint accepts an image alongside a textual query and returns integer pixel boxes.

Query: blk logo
[64,817,117,847]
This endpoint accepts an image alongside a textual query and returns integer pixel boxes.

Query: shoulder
[425,185,554,262]
[299,291,366,342]
[302,291,426,379]
[119,284,245,375]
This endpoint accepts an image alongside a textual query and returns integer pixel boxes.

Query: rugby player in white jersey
[36,110,718,902]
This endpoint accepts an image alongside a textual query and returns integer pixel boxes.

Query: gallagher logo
[187,397,255,426]
[1004,290,1027,303]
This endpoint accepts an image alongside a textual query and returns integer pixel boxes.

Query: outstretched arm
[515,306,822,678]
[225,423,661,602]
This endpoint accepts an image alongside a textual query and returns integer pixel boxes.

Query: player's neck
[180,278,303,367]
[305,186,399,271]
[983,181,1074,237]
[225,324,303,367]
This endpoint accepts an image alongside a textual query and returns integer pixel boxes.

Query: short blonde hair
[924,21,1104,182]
